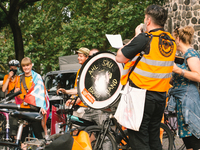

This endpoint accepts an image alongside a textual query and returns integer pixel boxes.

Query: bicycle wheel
[0,146,19,150]
[160,123,173,150]
[0,114,6,140]
[85,125,117,150]
[173,135,185,150]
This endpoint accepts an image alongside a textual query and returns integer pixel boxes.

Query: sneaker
[45,135,49,140]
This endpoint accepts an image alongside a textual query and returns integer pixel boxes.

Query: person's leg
[21,124,29,150]
[182,136,193,150]
[21,124,29,142]
[148,101,165,150]
[31,121,43,139]
[98,110,109,125]
[127,99,155,150]
[183,135,200,150]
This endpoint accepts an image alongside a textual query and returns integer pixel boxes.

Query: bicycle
[0,91,22,143]
[84,112,174,150]
[164,110,186,150]
[50,93,111,131]
[0,91,44,150]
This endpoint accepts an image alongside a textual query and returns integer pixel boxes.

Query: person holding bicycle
[116,4,176,150]
[57,47,90,118]
[57,48,108,126]
[14,57,50,141]
[2,59,20,96]
[168,26,200,150]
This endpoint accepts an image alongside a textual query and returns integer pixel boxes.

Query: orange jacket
[121,30,176,92]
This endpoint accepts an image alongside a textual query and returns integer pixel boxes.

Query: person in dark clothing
[116,5,176,150]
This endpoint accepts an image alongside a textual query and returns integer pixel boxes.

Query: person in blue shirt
[170,26,200,150]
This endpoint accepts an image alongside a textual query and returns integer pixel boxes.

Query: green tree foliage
[0,0,163,74]
[20,0,72,74]
[0,0,40,68]
[62,0,152,51]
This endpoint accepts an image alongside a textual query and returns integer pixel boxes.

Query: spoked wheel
[173,135,185,150]
[85,125,117,150]
[0,146,20,150]
[0,114,6,140]
[160,123,173,150]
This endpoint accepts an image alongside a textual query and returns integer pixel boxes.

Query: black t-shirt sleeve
[121,33,150,59]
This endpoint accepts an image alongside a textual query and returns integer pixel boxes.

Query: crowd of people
[1,3,200,150]
[2,57,49,145]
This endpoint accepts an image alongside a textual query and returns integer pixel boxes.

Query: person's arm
[116,49,130,64]
[65,97,82,106]
[116,24,148,64]
[173,57,200,82]
[2,72,13,92]
[14,76,20,93]
[57,88,78,95]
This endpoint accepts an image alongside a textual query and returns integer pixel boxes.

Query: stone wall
[164,0,200,51]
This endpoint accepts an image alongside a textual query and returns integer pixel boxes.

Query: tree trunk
[8,16,24,63]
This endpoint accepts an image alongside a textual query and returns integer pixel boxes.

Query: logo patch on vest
[158,33,174,57]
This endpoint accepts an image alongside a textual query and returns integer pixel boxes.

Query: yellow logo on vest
[158,33,174,57]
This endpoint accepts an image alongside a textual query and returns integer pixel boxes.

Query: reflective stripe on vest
[120,56,138,85]
[140,57,174,67]
[134,67,172,79]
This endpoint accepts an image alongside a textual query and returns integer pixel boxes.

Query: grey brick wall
[164,0,200,51]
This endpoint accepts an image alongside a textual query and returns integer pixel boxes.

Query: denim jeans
[127,99,165,150]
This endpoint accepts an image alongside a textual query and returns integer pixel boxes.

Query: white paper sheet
[106,34,123,49]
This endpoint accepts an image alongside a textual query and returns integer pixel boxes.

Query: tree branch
[18,0,41,10]
[19,0,40,5]
[0,2,8,16]
[26,0,40,2]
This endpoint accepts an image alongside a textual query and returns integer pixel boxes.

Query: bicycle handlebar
[0,103,20,110]
[1,91,22,103]
[0,91,41,112]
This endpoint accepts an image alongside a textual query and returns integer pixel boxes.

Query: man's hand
[135,24,143,36]
[65,99,75,106]
[57,88,67,95]
[14,88,20,93]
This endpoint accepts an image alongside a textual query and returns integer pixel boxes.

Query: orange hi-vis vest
[121,30,176,92]
[73,69,87,107]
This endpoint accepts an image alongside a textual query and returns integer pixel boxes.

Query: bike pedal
[24,137,45,146]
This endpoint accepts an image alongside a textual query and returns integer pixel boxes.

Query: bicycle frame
[92,114,130,150]
[51,104,97,135]
[0,91,22,142]
[51,93,98,135]
[0,111,10,141]
[0,110,43,149]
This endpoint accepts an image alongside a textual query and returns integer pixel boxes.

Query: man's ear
[146,17,151,26]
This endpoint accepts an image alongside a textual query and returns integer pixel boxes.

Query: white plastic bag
[114,82,146,131]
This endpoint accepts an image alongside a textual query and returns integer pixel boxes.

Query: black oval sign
[77,51,124,109]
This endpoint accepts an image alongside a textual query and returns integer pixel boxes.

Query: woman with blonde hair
[168,26,200,150]
[15,57,49,141]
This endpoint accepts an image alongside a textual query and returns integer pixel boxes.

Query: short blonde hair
[21,57,32,66]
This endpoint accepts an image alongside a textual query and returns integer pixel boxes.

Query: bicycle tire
[0,146,19,150]
[173,135,185,150]
[160,123,173,150]
[115,123,173,150]
[0,114,6,140]
[85,125,117,150]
